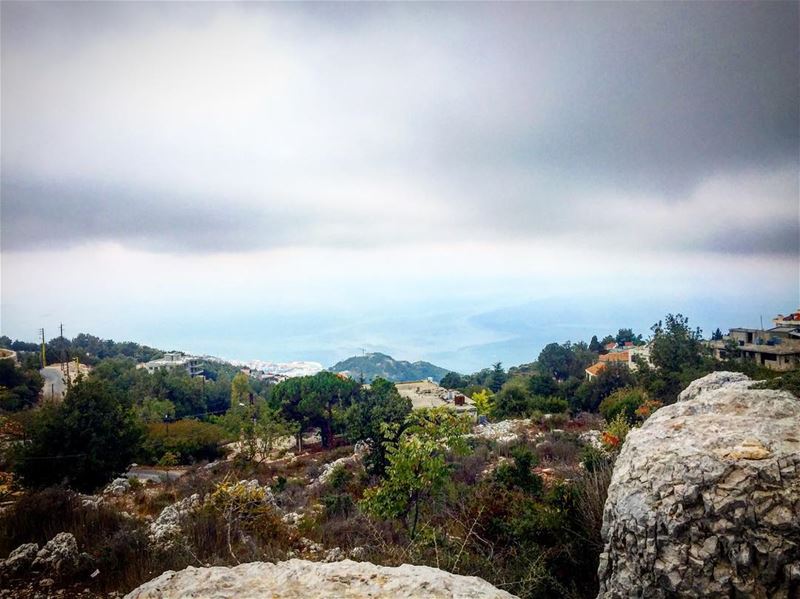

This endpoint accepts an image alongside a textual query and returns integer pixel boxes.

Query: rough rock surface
[125,559,516,599]
[234,479,277,506]
[471,419,531,444]
[149,494,200,550]
[0,543,39,579]
[579,429,604,451]
[103,477,131,496]
[677,370,754,402]
[598,378,800,598]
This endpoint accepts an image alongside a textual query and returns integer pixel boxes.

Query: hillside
[329,352,452,383]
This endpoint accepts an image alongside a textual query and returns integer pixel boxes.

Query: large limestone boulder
[677,371,755,402]
[598,379,800,598]
[125,559,516,599]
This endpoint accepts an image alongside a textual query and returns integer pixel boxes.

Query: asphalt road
[40,366,68,399]
[126,466,187,482]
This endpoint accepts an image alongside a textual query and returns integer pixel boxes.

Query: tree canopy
[344,377,412,474]
[273,371,361,447]
[649,314,703,373]
[0,360,43,412]
[13,377,143,492]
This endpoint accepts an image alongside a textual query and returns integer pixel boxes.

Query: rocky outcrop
[598,376,800,598]
[308,442,369,491]
[103,477,131,496]
[0,543,39,580]
[677,371,755,402]
[149,494,200,550]
[125,559,516,598]
[471,419,531,444]
[1,533,93,581]
[31,532,92,579]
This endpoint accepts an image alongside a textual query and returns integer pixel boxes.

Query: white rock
[281,512,302,526]
[677,371,754,402]
[309,455,362,490]
[598,377,800,598]
[348,547,366,560]
[103,477,131,496]
[579,430,604,451]
[149,494,200,550]
[322,547,346,562]
[124,559,516,598]
[31,533,87,578]
[470,419,530,444]
[0,542,39,579]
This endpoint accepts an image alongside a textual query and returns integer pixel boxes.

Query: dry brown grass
[573,463,613,553]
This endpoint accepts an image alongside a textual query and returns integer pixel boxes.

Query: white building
[140,352,203,377]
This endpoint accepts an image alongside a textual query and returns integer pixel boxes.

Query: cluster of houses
[708,309,800,372]
[139,353,295,383]
[583,309,800,380]
[585,341,651,380]
[139,352,204,377]
[239,367,290,384]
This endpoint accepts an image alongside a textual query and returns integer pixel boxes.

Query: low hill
[329,352,452,383]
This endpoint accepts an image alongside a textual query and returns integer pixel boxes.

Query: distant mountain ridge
[329,352,452,383]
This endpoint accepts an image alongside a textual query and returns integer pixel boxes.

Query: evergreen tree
[14,378,143,492]
[487,362,507,392]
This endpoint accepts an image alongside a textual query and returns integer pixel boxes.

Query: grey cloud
[423,2,798,194]
[1,178,292,252]
[694,220,800,257]
[1,1,797,256]
[0,177,436,253]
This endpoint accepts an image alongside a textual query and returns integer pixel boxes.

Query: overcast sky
[2,1,798,371]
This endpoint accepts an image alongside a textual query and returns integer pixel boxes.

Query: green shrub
[491,381,531,419]
[600,414,631,452]
[140,419,228,465]
[13,378,143,493]
[599,387,647,423]
[326,464,352,491]
[529,396,569,414]
[322,492,354,519]
[754,369,800,398]
[580,445,609,473]
[271,476,287,494]
[494,446,543,496]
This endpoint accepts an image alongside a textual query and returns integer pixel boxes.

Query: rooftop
[585,362,606,377]
[768,326,800,334]
[709,340,800,355]
[600,351,630,363]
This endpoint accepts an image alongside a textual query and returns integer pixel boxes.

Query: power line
[160,407,229,421]
[15,453,87,461]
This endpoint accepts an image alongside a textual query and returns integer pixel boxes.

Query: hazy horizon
[2,1,798,373]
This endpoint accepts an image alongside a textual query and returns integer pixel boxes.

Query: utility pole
[39,328,46,369]
[60,323,68,377]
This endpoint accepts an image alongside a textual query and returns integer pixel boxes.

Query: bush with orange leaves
[600,414,630,453]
